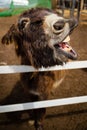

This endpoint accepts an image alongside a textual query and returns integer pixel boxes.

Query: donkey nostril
[53,25,63,30]
[53,21,65,31]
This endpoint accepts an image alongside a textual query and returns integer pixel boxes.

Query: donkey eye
[18,18,30,31]
[22,20,28,25]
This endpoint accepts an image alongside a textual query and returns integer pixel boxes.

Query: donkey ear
[1,24,19,45]
[18,17,30,31]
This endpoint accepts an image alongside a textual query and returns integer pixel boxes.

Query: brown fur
[1,8,77,130]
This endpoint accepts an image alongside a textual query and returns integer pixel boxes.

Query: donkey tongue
[59,36,77,60]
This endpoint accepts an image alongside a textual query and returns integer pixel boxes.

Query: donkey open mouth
[54,36,77,60]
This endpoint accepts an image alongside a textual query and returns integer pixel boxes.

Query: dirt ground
[0,12,87,130]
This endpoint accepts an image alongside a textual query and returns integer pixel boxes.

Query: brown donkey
[2,7,77,130]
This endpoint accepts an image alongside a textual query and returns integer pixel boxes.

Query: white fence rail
[0,96,87,113]
[0,60,87,113]
[0,61,87,74]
